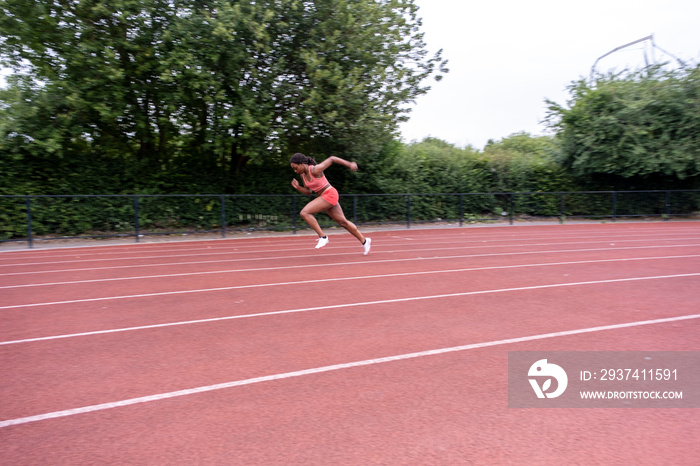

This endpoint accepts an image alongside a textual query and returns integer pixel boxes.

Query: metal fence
[1,190,699,248]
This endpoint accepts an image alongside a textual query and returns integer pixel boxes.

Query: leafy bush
[546,65,700,189]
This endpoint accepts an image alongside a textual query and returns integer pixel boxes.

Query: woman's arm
[310,156,358,176]
[291,178,313,195]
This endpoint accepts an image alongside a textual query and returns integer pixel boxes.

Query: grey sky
[400,0,700,149]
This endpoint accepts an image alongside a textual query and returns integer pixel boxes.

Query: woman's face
[291,163,305,175]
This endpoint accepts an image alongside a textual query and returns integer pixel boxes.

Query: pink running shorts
[320,187,340,206]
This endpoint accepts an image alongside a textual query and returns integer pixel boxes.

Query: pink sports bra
[303,167,331,193]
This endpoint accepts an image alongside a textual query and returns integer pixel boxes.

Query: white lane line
[2,249,700,309]
[2,241,700,278]
[2,236,700,268]
[2,273,699,345]
[1,253,699,290]
[1,229,695,260]
[1,312,698,428]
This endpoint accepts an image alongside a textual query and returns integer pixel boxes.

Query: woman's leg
[300,196,333,237]
[326,202,365,243]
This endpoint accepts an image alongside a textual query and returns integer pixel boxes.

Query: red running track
[1,222,699,464]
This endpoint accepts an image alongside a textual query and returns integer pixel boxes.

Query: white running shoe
[315,236,329,249]
[363,237,372,255]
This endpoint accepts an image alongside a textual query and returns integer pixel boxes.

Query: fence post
[25,196,34,249]
[664,191,671,220]
[612,192,617,222]
[292,195,297,233]
[133,195,140,242]
[559,192,565,224]
[509,194,514,225]
[221,195,227,237]
[406,195,411,229]
[353,195,358,226]
[459,194,464,227]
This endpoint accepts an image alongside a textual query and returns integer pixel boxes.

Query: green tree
[545,65,700,188]
[0,0,447,193]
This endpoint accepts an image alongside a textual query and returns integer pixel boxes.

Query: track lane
[2,233,699,300]
[2,239,700,287]
[1,251,698,341]
[2,224,698,262]
[1,319,697,464]
[1,223,699,464]
[1,273,697,421]
[2,226,700,274]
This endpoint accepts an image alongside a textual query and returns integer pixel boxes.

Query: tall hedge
[546,65,700,189]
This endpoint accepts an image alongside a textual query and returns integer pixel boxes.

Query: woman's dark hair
[290,153,317,165]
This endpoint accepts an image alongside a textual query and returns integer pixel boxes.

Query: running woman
[290,153,371,255]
